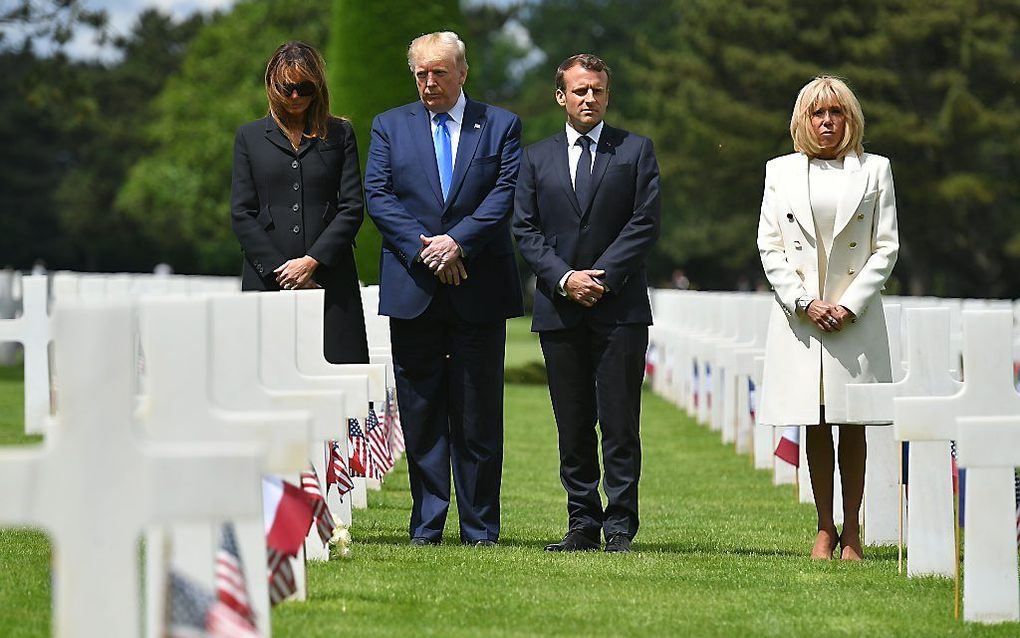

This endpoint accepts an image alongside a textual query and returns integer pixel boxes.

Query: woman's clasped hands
[804,299,854,333]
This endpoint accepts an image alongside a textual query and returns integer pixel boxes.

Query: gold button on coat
[847,268,855,274]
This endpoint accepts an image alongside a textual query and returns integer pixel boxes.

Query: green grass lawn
[0,344,1017,636]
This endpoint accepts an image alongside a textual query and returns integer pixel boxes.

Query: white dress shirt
[427,91,466,173]
[558,121,607,294]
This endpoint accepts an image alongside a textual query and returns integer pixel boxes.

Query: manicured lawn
[0,355,1017,636]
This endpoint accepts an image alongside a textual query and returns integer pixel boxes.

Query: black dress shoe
[604,534,632,553]
[410,537,440,547]
[544,531,600,552]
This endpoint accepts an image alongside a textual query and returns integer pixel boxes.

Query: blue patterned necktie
[574,135,593,209]
[434,112,453,200]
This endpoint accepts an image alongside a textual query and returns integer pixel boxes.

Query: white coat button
[849,242,857,249]
[847,268,855,275]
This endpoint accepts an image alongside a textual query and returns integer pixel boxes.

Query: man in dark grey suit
[513,54,661,553]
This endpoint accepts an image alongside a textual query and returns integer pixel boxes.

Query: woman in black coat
[230,41,369,364]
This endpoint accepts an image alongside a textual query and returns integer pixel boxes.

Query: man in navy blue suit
[365,31,524,547]
[513,54,660,553]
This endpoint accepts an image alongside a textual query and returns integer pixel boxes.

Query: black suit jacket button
[292,182,300,190]
[292,203,299,212]
[292,225,300,234]
[291,160,299,169]
[582,224,590,231]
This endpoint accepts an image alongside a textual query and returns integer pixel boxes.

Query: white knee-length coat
[756,151,899,425]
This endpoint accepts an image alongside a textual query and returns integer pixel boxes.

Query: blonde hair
[407,31,468,71]
[790,76,865,159]
[265,41,332,140]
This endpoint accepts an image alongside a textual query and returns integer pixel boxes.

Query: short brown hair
[265,41,333,140]
[555,54,611,92]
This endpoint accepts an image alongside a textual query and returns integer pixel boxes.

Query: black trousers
[539,321,648,540]
[390,290,506,542]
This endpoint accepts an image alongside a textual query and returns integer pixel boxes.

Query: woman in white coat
[757,76,898,561]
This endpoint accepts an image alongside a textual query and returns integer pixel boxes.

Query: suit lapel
[263,116,295,155]
[788,153,816,240]
[444,99,486,210]
[552,132,583,216]
[581,126,617,214]
[407,104,444,207]
[833,151,868,238]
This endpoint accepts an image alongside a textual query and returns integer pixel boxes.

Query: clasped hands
[274,255,321,290]
[420,234,468,285]
[565,269,607,308]
[805,299,855,333]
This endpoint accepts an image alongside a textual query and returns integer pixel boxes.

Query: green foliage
[116,0,331,274]
[328,0,465,284]
[619,0,1020,295]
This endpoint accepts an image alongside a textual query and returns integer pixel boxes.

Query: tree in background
[328,0,465,283]
[0,8,199,271]
[623,0,1020,296]
[116,0,330,274]
[0,0,106,49]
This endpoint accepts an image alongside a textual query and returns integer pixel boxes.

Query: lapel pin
[474,123,481,129]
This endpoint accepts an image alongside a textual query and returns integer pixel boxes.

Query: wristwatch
[796,295,813,314]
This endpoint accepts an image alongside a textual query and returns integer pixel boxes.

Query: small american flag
[366,404,394,480]
[1014,471,1020,549]
[386,387,405,457]
[300,466,336,546]
[747,378,756,423]
[215,523,255,627]
[324,439,354,498]
[691,360,699,409]
[348,418,368,477]
[167,570,259,638]
[266,549,296,606]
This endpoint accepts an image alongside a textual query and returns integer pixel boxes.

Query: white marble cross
[895,310,1020,623]
[0,301,263,638]
[139,295,324,635]
[848,308,961,570]
[0,275,51,435]
[955,415,1020,624]
[258,292,383,538]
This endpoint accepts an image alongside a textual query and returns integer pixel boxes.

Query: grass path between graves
[0,320,1018,636]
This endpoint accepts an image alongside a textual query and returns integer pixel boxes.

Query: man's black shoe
[544,530,600,552]
[410,537,440,547]
[604,534,632,553]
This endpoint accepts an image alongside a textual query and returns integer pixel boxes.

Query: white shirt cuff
[557,270,574,296]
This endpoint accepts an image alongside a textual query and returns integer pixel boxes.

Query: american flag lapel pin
[474,123,481,129]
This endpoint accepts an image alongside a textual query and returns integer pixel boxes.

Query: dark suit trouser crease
[539,321,647,540]
[390,290,506,543]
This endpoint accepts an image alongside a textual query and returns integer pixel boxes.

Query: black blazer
[230,115,368,363]
[513,124,661,331]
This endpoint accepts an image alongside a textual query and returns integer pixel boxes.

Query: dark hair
[265,41,333,140]
[555,53,612,92]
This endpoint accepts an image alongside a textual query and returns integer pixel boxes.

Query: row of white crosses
[0,271,397,636]
[649,288,1020,624]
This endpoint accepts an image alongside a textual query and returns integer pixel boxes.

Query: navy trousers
[390,290,506,542]
[539,321,648,540]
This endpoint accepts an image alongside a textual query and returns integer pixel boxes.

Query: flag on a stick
[262,476,314,556]
[266,549,296,606]
[348,418,368,478]
[774,426,800,467]
[215,522,255,627]
[167,570,259,637]
[366,404,394,479]
[324,439,354,498]
[300,466,337,546]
